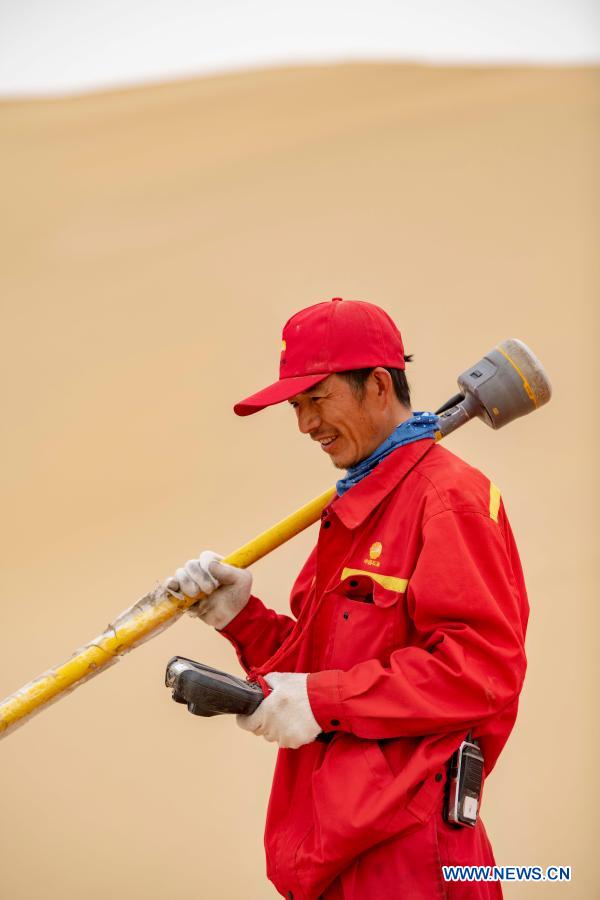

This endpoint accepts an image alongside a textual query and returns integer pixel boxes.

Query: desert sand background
[0,64,598,898]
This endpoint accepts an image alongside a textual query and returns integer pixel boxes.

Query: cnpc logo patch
[364,541,383,567]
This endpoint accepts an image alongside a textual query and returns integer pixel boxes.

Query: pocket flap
[340,573,375,603]
[340,568,407,608]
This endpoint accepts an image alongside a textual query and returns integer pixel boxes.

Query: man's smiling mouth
[316,435,338,452]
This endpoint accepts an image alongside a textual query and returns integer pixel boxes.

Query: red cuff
[218,593,265,639]
[307,669,348,733]
[218,594,269,672]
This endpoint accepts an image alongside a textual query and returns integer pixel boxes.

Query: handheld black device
[165,656,335,743]
[165,656,264,717]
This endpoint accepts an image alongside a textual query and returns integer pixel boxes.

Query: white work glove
[167,551,252,630]
[236,672,321,749]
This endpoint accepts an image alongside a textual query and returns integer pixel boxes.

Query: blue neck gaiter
[335,411,439,497]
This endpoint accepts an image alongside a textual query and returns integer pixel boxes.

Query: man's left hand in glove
[237,672,321,749]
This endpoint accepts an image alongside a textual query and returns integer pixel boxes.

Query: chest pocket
[321,571,405,669]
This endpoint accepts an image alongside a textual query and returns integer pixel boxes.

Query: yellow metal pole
[0,486,336,739]
[1,336,552,739]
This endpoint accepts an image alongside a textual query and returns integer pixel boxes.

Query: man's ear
[370,367,393,404]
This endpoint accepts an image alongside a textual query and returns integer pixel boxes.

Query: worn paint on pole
[0,487,336,739]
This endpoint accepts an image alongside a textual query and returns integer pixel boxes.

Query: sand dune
[0,64,598,898]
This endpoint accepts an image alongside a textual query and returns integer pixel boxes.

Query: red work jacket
[220,439,529,899]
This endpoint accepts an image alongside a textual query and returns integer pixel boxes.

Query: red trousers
[321,812,502,899]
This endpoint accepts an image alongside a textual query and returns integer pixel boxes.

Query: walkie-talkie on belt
[444,734,485,827]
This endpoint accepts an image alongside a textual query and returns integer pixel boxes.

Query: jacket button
[287,893,294,899]
[343,611,349,620]
[330,719,340,727]
[435,772,443,782]
[349,579,358,587]
[322,520,331,529]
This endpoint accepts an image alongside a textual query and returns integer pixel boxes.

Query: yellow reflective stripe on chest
[489,483,501,522]
[341,567,409,593]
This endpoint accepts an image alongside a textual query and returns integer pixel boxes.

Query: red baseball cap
[234,298,405,416]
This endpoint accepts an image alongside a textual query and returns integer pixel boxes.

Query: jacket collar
[328,438,435,529]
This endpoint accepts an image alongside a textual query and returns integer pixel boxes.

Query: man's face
[288,374,386,469]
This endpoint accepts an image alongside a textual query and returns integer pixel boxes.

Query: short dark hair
[339,356,413,408]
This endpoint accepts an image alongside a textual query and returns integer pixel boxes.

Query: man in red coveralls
[172,298,529,899]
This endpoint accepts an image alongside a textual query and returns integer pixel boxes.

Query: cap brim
[234,373,329,416]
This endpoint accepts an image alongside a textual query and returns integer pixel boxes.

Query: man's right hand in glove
[166,551,252,630]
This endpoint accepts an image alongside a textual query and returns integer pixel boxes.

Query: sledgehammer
[0,338,551,739]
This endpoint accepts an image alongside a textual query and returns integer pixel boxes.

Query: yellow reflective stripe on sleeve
[489,483,501,522]
[341,567,409,593]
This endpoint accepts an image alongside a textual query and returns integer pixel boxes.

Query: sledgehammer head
[437,339,552,438]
